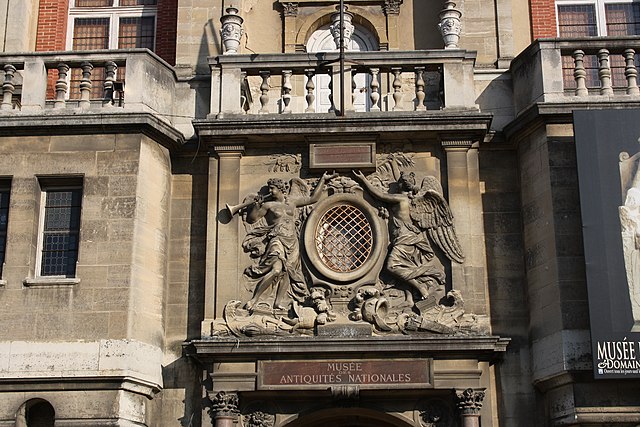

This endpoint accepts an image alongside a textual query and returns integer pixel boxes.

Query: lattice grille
[315,204,372,272]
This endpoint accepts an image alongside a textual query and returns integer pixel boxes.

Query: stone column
[383,0,402,50]
[455,388,485,427]
[281,2,299,53]
[209,142,245,318]
[209,391,240,427]
[441,140,472,296]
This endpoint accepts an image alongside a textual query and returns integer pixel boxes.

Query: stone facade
[0,0,639,425]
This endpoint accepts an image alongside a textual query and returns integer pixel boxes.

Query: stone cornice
[0,111,185,152]
[185,335,510,362]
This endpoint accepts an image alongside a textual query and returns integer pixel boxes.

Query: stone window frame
[66,0,158,51]
[555,0,640,36]
[25,176,84,287]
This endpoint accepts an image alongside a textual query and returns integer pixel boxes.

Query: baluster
[281,70,292,114]
[369,68,380,111]
[259,70,270,114]
[328,72,335,113]
[1,64,16,110]
[572,50,588,97]
[624,49,639,95]
[415,67,426,111]
[102,61,117,107]
[54,63,69,109]
[304,69,315,113]
[598,49,613,95]
[391,67,402,111]
[79,62,94,109]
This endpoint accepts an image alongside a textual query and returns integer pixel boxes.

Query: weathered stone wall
[0,133,173,424]
[479,146,539,425]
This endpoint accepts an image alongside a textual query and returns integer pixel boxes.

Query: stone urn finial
[438,1,462,49]
[329,5,355,50]
[220,6,244,54]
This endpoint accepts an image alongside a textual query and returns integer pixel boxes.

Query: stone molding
[281,2,299,17]
[0,339,163,397]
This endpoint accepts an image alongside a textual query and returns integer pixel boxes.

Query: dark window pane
[558,4,598,36]
[120,0,157,5]
[0,187,8,278]
[606,3,640,35]
[118,17,155,50]
[41,188,82,277]
[72,18,110,51]
[75,0,113,6]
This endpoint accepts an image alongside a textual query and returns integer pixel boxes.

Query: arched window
[16,399,55,427]
[306,24,379,112]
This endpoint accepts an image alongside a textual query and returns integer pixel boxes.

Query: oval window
[314,204,373,272]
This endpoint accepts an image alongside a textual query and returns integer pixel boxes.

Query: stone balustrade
[511,38,640,114]
[209,50,478,117]
[0,49,177,123]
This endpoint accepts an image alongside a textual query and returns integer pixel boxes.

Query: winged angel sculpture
[352,169,464,309]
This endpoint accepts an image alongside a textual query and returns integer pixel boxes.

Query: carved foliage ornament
[281,2,299,17]
[455,388,485,415]
[243,410,275,427]
[210,391,239,418]
[383,0,403,15]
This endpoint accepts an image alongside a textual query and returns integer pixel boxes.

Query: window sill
[23,277,81,288]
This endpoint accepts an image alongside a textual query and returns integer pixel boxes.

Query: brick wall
[156,0,178,65]
[35,0,70,51]
[530,0,558,39]
[35,0,177,64]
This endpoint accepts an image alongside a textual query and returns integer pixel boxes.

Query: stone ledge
[186,335,510,363]
[23,277,81,288]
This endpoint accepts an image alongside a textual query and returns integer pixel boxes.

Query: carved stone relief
[212,153,486,337]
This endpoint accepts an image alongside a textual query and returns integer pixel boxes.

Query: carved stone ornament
[210,391,239,418]
[220,7,244,54]
[213,156,487,338]
[383,0,403,15]
[281,2,299,17]
[243,410,275,427]
[455,388,485,415]
[270,153,301,173]
[438,1,462,49]
[419,399,454,427]
[329,6,355,50]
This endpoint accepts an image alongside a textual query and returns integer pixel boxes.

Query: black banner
[575,109,640,378]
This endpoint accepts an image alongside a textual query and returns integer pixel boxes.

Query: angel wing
[288,177,312,232]
[409,178,465,264]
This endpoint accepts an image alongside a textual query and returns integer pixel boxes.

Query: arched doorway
[281,407,415,427]
[306,25,379,112]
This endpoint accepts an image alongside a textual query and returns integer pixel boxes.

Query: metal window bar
[606,3,640,36]
[118,16,155,50]
[315,204,373,273]
[41,189,82,277]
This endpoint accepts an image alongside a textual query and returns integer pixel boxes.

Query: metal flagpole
[338,0,345,117]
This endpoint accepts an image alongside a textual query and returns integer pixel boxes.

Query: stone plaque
[258,359,432,390]
[309,143,376,169]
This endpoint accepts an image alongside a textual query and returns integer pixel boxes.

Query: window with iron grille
[315,204,373,273]
[38,184,82,277]
[67,0,157,98]
[557,1,640,89]
[0,182,10,278]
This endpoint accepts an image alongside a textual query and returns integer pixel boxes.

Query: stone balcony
[511,37,640,118]
[0,49,183,145]
[197,49,491,143]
